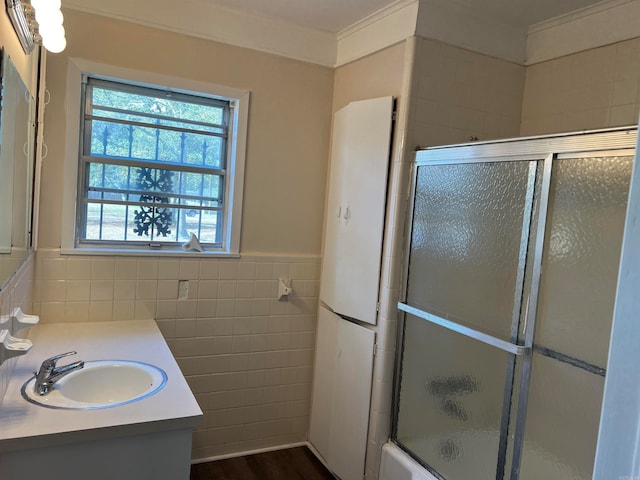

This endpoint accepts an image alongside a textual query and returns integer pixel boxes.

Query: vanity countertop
[0,320,203,453]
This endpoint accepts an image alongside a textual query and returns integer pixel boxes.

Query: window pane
[148,168,220,205]
[178,171,221,200]
[180,133,224,167]
[85,203,130,241]
[88,120,224,168]
[84,201,221,244]
[80,78,232,248]
[89,120,135,158]
[85,203,103,240]
[87,163,133,197]
[174,209,220,244]
[86,163,105,199]
[91,109,226,136]
[86,164,221,205]
[195,210,221,244]
[90,86,226,126]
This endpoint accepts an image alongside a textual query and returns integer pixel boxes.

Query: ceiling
[202,0,608,33]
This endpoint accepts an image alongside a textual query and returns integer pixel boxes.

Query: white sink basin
[21,360,167,410]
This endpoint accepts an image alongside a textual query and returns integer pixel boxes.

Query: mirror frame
[0,46,39,291]
[5,0,38,54]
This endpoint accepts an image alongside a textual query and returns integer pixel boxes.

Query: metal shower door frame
[392,126,638,480]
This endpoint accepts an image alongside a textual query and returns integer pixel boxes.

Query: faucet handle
[41,351,77,370]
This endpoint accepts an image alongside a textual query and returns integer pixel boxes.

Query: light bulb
[30,0,47,10]
[36,8,63,27]
[32,0,61,11]
[31,0,66,53]
[43,34,66,53]
[39,22,64,40]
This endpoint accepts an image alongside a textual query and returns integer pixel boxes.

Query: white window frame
[61,58,249,256]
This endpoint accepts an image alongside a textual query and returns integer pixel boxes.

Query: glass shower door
[517,154,633,480]
[396,158,541,479]
[394,133,635,480]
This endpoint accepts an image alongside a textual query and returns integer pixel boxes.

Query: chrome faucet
[34,351,84,396]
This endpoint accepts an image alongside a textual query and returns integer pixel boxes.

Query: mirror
[0,49,36,290]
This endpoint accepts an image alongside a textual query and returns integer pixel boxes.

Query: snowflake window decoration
[133,168,175,237]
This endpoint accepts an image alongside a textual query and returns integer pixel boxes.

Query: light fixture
[5,0,66,54]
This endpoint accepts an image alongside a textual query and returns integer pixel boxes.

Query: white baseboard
[305,441,332,472]
[191,441,308,465]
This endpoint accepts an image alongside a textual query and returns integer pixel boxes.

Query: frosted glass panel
[407,161,536,340]
[396,314,512,479]
[535,156,632,368]
[519,353,604,480]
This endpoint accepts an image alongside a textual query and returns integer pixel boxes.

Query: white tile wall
[365,34,639,480]
[521,37,640,136]
[0,253,35,404]
[411,37,525,147]
[0,249,28,288]
[363,36,526,480]
[32,249,320,460]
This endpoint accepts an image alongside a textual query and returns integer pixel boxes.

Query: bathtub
[380,442,439,480]
[380,435,587,480]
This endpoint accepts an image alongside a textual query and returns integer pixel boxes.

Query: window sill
[60,247,240,259]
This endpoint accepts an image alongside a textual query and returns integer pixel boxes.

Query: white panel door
[320,96,394,325]
[320,107,348,315]
[309,306,376,480]
[327,313,376,480]
[308,305,340,460]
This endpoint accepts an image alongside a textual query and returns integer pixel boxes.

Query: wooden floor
[190,446,335,480]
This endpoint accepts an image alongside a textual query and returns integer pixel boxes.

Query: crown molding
[335,0,419,66]
[63,0,337,67]
[63,0,427,68]
[529,0,635,33]
[337,0,418,41]
[63,0,635,69]
[527,0,640,64]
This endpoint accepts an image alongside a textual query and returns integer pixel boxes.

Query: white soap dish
[0,307,39,336]
[0,329,33,365]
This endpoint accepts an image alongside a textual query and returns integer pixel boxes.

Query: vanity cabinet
[1,429,194,480]
[0,320,202,480]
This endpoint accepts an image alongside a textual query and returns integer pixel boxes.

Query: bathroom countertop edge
[0,320,203,453]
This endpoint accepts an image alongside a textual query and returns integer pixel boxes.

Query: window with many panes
[77,76,236,251]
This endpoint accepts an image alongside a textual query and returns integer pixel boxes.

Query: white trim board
[335,0,528,66]
[336,0,419,67]
[190,441,308,464]
[62,0,420,68]
[526,0,640,64]
[63,0,640,68]
[59,0,530,68]
[63,0,336,67]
